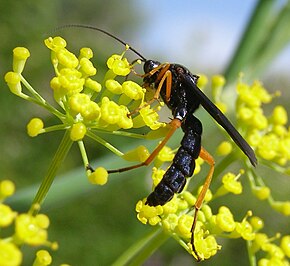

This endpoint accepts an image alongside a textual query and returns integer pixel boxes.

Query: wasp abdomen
[146,115,202,206]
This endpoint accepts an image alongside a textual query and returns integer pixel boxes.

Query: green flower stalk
[3,36,290,265]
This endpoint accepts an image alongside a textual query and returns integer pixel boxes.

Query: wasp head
[143,60,161,85]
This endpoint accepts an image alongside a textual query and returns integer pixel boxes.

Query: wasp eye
[143,60,160,74]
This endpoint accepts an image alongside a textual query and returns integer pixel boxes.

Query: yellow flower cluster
[4,36,166,184]
[136,164,290,263]
[135,147,255,260]
[236,80,290,165]
[0,180,56,266]
[249,217,290,266]
[136,75,289,261]
[44,36,164,132]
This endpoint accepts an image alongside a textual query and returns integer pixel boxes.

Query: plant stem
[246,240,257,266]
[30,130,73,213]
[224,0,276,84]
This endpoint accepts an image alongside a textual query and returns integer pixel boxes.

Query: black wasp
[59,25,257,259]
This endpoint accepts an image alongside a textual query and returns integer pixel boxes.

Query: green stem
[30,130,73,213]
[112,228,169,266]
[247,2,290,80]
[246,240,257,266]
[86,130,124,157]
[224,0,276,83]
[20,75,65,119]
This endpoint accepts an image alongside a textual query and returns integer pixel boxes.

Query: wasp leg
[128,64,172,116]
[107,118,181,174]
[191,147,215,260]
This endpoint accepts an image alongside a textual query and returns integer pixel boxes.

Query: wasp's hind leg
[190,147,215,260]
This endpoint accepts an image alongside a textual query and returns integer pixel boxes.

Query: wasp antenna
[53,24,147,62]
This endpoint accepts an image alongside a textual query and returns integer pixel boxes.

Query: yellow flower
[135,199,163,225]
[27,118,44,137]
[15,213,49,245]
[0,241,22,266]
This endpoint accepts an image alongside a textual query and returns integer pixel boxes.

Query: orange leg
[191,146,215,260]
[128,64,172,116]
[107,118,181,173]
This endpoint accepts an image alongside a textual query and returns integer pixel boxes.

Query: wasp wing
[182,74,257,166]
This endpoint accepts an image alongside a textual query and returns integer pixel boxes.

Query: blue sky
[131,0,289,74]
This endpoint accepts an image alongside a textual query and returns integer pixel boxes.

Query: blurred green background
[1,0,289,265]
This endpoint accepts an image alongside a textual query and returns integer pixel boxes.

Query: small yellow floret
[212,75,226,89]
[70,122,87,141]
[4,71,22,95]
[135,199,163,225]
[216,206,236,232]
[252,186,271,200]
[177,214,194,239]
[100,97,120,125]
[138,106,165,130]
[0,241,22,266]
[79,47,93,59]
[272,201,290,216]
[27,118,44,137]
[56,49,79,69]
[107,54,131,76]
[280,235,290,257]
[250,216,264,231]
[0,204,16,227]
[0,179,15,198]
[222,172,243,194]
[122,145,150,162]
[15,213,49,245]
[85,78,101,92]
[58,68,85,95]
[118,105,133,129]
[122,81,145,100]
[79,58,97,77]
[271,105,288,125]
[197,74,208,89]
[44,36,67,51]
[13,47,30,73]
[216,141,233,156]
[33,250,52,266]
[105,79,123,94]
[88,167,108,185]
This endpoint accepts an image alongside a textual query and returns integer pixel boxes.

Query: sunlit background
[0,0,289,265]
